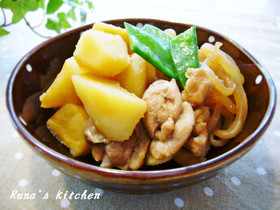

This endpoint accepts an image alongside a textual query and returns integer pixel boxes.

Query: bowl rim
[6,18,277,181]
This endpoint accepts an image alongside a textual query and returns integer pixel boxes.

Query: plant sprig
[0,0,94,38]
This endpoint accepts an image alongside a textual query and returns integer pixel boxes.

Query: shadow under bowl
[6,18,277,193]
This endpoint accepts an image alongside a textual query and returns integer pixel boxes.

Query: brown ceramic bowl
[6,19,276,193]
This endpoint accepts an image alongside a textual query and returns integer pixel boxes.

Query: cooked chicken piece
[143,79,182,138]
[143,79,195,165]
[187,135,208,157]
[148,102,195,161]
[154,117,174,142]
[91,143,106,162]
[182,68,214,106]
[185,106,211,157]
[100,122,151,170]
[193,106,211,134]
[145,151,173,166]
[173,147,205,166]
[129,122,151,170]
[84,119,110,144]
[100,154,112,168]
[105,135,136,170]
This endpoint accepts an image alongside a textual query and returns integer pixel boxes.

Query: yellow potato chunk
[164,28,177,38]
[72,74,147,141]
[73,29,130,77]
[146,61,156,86]
[92,22,132,54]
[47,104,91,156]
[40,57,82,108]
[115,53,147,98]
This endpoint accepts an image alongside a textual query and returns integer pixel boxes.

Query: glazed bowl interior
[6,19,276,193]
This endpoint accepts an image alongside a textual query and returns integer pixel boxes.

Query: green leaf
[57,12,71,29]
[1,0,41,23]
[37,0,45,9]
[86,0,94,10]
[63,0,79,7]
[46,0,63,14]
[80,7,87,23]
[45,18,61,33]
[45,12,71,34]
[0,27,10,36]
[67,8,76,21]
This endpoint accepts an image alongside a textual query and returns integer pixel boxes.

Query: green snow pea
[124,22,178,80]
[141,24,172,48]
[171,26,200,87]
